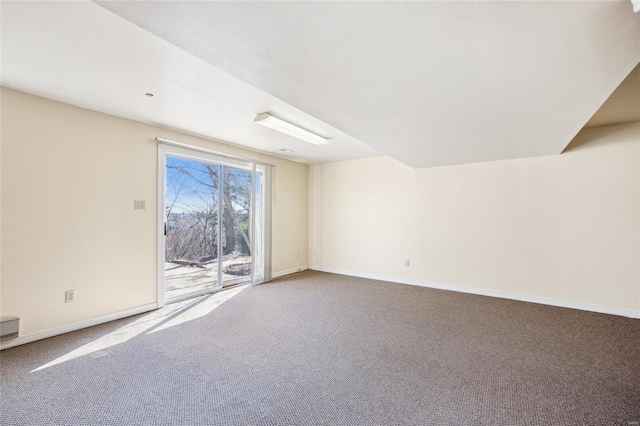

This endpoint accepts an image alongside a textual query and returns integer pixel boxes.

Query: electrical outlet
[134,200,146,210]
[405,259,410,267]
[65,290,75,303]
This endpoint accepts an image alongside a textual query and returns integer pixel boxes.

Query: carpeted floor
[1,270,639,425]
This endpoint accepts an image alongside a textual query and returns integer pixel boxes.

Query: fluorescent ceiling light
[254,113,329,145]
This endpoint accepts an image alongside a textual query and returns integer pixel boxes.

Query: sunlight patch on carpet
[31,286,247,372]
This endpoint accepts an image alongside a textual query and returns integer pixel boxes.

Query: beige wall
[310,122,640,315]
[1,87,308,336]
[585,63,640,128]
[3,84,638,341]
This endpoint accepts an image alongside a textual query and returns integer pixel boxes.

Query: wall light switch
[134,200,146,210]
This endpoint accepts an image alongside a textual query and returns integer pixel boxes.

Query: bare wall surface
[0,87,308,336]
[310,122,640,314]
[585,63,640,128]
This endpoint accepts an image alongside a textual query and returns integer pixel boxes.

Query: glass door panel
[221,166,253,287]
[165,156,221,300]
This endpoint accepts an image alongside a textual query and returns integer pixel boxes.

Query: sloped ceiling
[96,1,640,168]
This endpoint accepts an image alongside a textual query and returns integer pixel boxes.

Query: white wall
[0,87,308,338]
[3,84,638,346]
[310,122,640,316]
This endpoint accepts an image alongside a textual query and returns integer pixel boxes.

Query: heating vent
[1,316,20,341]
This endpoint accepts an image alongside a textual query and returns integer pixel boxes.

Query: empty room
[1,1,639,425]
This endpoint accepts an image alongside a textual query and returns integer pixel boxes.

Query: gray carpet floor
[1,270,639,425]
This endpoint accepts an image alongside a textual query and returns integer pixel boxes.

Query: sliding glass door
[159,144,268,303]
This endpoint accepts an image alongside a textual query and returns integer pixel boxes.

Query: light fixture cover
[254,113,329,145]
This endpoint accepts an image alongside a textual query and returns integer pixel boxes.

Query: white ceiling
[2,1,639,168]
[0,1,380,165]
[95,1,640,168]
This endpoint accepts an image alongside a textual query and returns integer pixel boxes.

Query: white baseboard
[309,266,640,319]
[272,266,309,279]
[0,302,159,350]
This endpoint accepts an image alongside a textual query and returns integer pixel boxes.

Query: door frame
[157,143,262,307]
